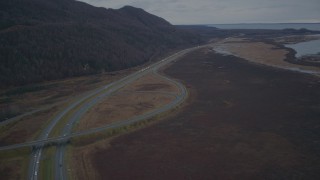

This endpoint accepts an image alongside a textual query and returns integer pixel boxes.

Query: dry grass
[75,92,174,131]
[213,38,320,75]
[88,49,320,179]
[273,34,320,44]
[0,69,134,123]
[0,59,177,179]
[0,68,137,180]
[74,72,179,132]
[70,140,108,180]
[0,157,25,180]
[0,106,60,145]
[69,107,187,180]
[121,73,180,93]
[0,68,136,145]
[0,148,30,180]
[70,72,182,179]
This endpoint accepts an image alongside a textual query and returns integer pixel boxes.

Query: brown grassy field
[74,72,179,132]
[0,148,30,180]
[75,92,175,132]
[0,106,60,146]
[213,38,320,75]
[0,68,135,146]
[0,68,135,179]
[121,73,180,93]
[70,72,181,180]
[90,48,320,179]
[273,34,320,44]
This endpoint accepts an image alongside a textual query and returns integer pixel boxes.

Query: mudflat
[92,49,320,179]
[212,38,320,75]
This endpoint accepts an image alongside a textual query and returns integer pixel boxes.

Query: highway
[0,45,206,180]
[53,46,195,180]
[0,101,65,127]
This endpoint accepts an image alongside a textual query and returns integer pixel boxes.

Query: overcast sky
[79,0,320,24]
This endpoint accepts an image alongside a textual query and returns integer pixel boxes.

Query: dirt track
[92,48,320,179]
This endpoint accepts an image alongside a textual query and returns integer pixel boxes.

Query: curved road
[0,45,206,180]
[53,47,194,180]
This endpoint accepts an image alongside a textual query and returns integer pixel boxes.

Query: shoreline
[268,34,320,67]
[212,37,320,77]
[91,48,320,179]
[268,40,320,68]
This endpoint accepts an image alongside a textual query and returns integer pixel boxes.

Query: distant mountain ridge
[0,0,201,88]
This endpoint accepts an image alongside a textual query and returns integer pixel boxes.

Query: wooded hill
[0,0,201,88]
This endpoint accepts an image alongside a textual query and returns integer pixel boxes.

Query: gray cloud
[78,0,320,24]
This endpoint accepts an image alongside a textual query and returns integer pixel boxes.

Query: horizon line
[175,22,320,26]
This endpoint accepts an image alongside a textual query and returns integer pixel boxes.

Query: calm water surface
[285,39,320,57]
[208,23,320,31]
[207,23,320,58]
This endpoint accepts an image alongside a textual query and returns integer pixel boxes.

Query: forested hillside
[0,0,201,88]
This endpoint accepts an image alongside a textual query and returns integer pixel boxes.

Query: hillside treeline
[0,0,201,88]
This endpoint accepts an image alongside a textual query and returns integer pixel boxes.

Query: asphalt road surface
[0,45,206,180]
[53,46,198,180]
